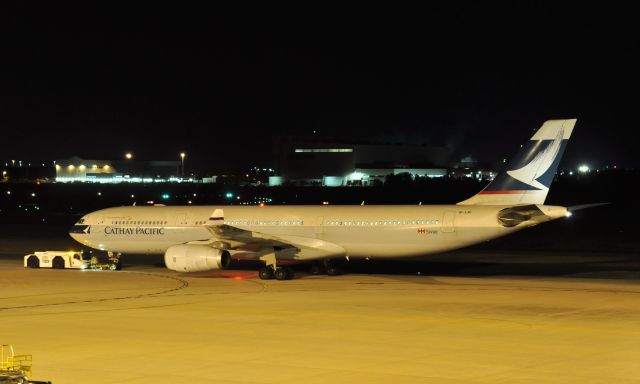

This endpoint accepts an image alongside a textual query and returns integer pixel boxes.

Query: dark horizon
[2,3,639,171]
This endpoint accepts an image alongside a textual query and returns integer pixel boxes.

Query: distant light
[188,200,192,204]
[259,202,265,207]
[236,196,240,200]
[31,193,35,197]
[566,211,573,218]
[6,191,10,195]
[225,192,233,198]
[130,194,135,198]
[97,192,102,196]
[193,193,197,197]
[322,201,329,205]
[569,171,574,175]
[295,148,353,153]
[162,194,170,200]
[125,153,133,160]
[147,200,155,205]
[180,152,186,159]
[578,165,590,173]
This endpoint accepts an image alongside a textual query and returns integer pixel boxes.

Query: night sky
[2,2,638,172]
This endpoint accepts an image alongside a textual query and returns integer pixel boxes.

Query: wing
[187,209,346,261]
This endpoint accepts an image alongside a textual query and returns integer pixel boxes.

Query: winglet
[206,209,224,226]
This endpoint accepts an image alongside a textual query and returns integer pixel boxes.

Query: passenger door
[442,211,456,233]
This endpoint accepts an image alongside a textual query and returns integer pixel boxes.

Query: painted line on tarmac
[0,271,189,311]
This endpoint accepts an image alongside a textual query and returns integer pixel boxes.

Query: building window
[294,148,353,153]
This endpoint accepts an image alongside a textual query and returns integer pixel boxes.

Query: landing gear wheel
[285,267,295,280]
[274,267,293,280]
[52,256,65,269]
[274,268,287,280]
[27,256,40,268]
[258,267,274,280]
[309,263,324,275]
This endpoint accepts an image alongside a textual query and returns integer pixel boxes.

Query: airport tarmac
[1,250,640,383]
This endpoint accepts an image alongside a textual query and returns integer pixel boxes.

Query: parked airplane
[69,119,576,280]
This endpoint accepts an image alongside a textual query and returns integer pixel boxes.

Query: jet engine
[164,244,231,272]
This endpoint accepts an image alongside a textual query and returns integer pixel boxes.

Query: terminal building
[271,136,452,186]
[54,156,182,183]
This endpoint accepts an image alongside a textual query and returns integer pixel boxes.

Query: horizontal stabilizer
[567,202,610,212]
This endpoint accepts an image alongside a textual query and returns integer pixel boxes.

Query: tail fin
[458,119,576,205]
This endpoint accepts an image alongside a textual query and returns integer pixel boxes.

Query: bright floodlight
[578,165,590,173]
[180,152,186,159]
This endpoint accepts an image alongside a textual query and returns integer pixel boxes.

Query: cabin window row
[224,220,304,226]
[111,220,168,225]
[325,220,440,226]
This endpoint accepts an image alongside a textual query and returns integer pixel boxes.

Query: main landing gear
[256,254,345,281]
[258,252,294,280]
[309,259,344,276]
[258,266,294,280]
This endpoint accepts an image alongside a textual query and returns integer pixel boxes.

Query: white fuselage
[69,204,560,259]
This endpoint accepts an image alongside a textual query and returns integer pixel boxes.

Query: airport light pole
[125,152,133,178]
[180,152,186,178]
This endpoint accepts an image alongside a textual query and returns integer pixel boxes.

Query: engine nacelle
[164,245,231,272]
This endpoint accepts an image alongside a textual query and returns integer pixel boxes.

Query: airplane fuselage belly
[71,205,519,258]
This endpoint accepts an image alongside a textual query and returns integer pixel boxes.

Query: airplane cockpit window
[77,218,85,224]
